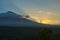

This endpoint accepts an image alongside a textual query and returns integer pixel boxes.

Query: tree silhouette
[38,28,56,40]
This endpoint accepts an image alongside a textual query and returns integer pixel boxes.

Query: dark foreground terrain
[0,26,60,40]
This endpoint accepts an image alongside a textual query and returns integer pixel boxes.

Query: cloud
[36,11,56,15]
[29,10,57,20]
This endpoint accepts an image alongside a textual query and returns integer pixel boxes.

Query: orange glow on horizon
[30,16,60,25]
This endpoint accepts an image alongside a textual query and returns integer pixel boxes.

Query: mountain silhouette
[0,11,44,26]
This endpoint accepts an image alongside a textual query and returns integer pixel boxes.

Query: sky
[0,0,60,25]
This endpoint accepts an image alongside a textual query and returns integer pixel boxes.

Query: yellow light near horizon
[30,16,48,24]
[37,19,60,25]
[35,19,49,24]
[42,19,52,24]
[30,16,60,25]
[30,16,49,24]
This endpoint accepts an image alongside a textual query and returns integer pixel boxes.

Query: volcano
[0,11,43,27]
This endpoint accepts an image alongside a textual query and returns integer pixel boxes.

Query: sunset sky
[0,0,60,25]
